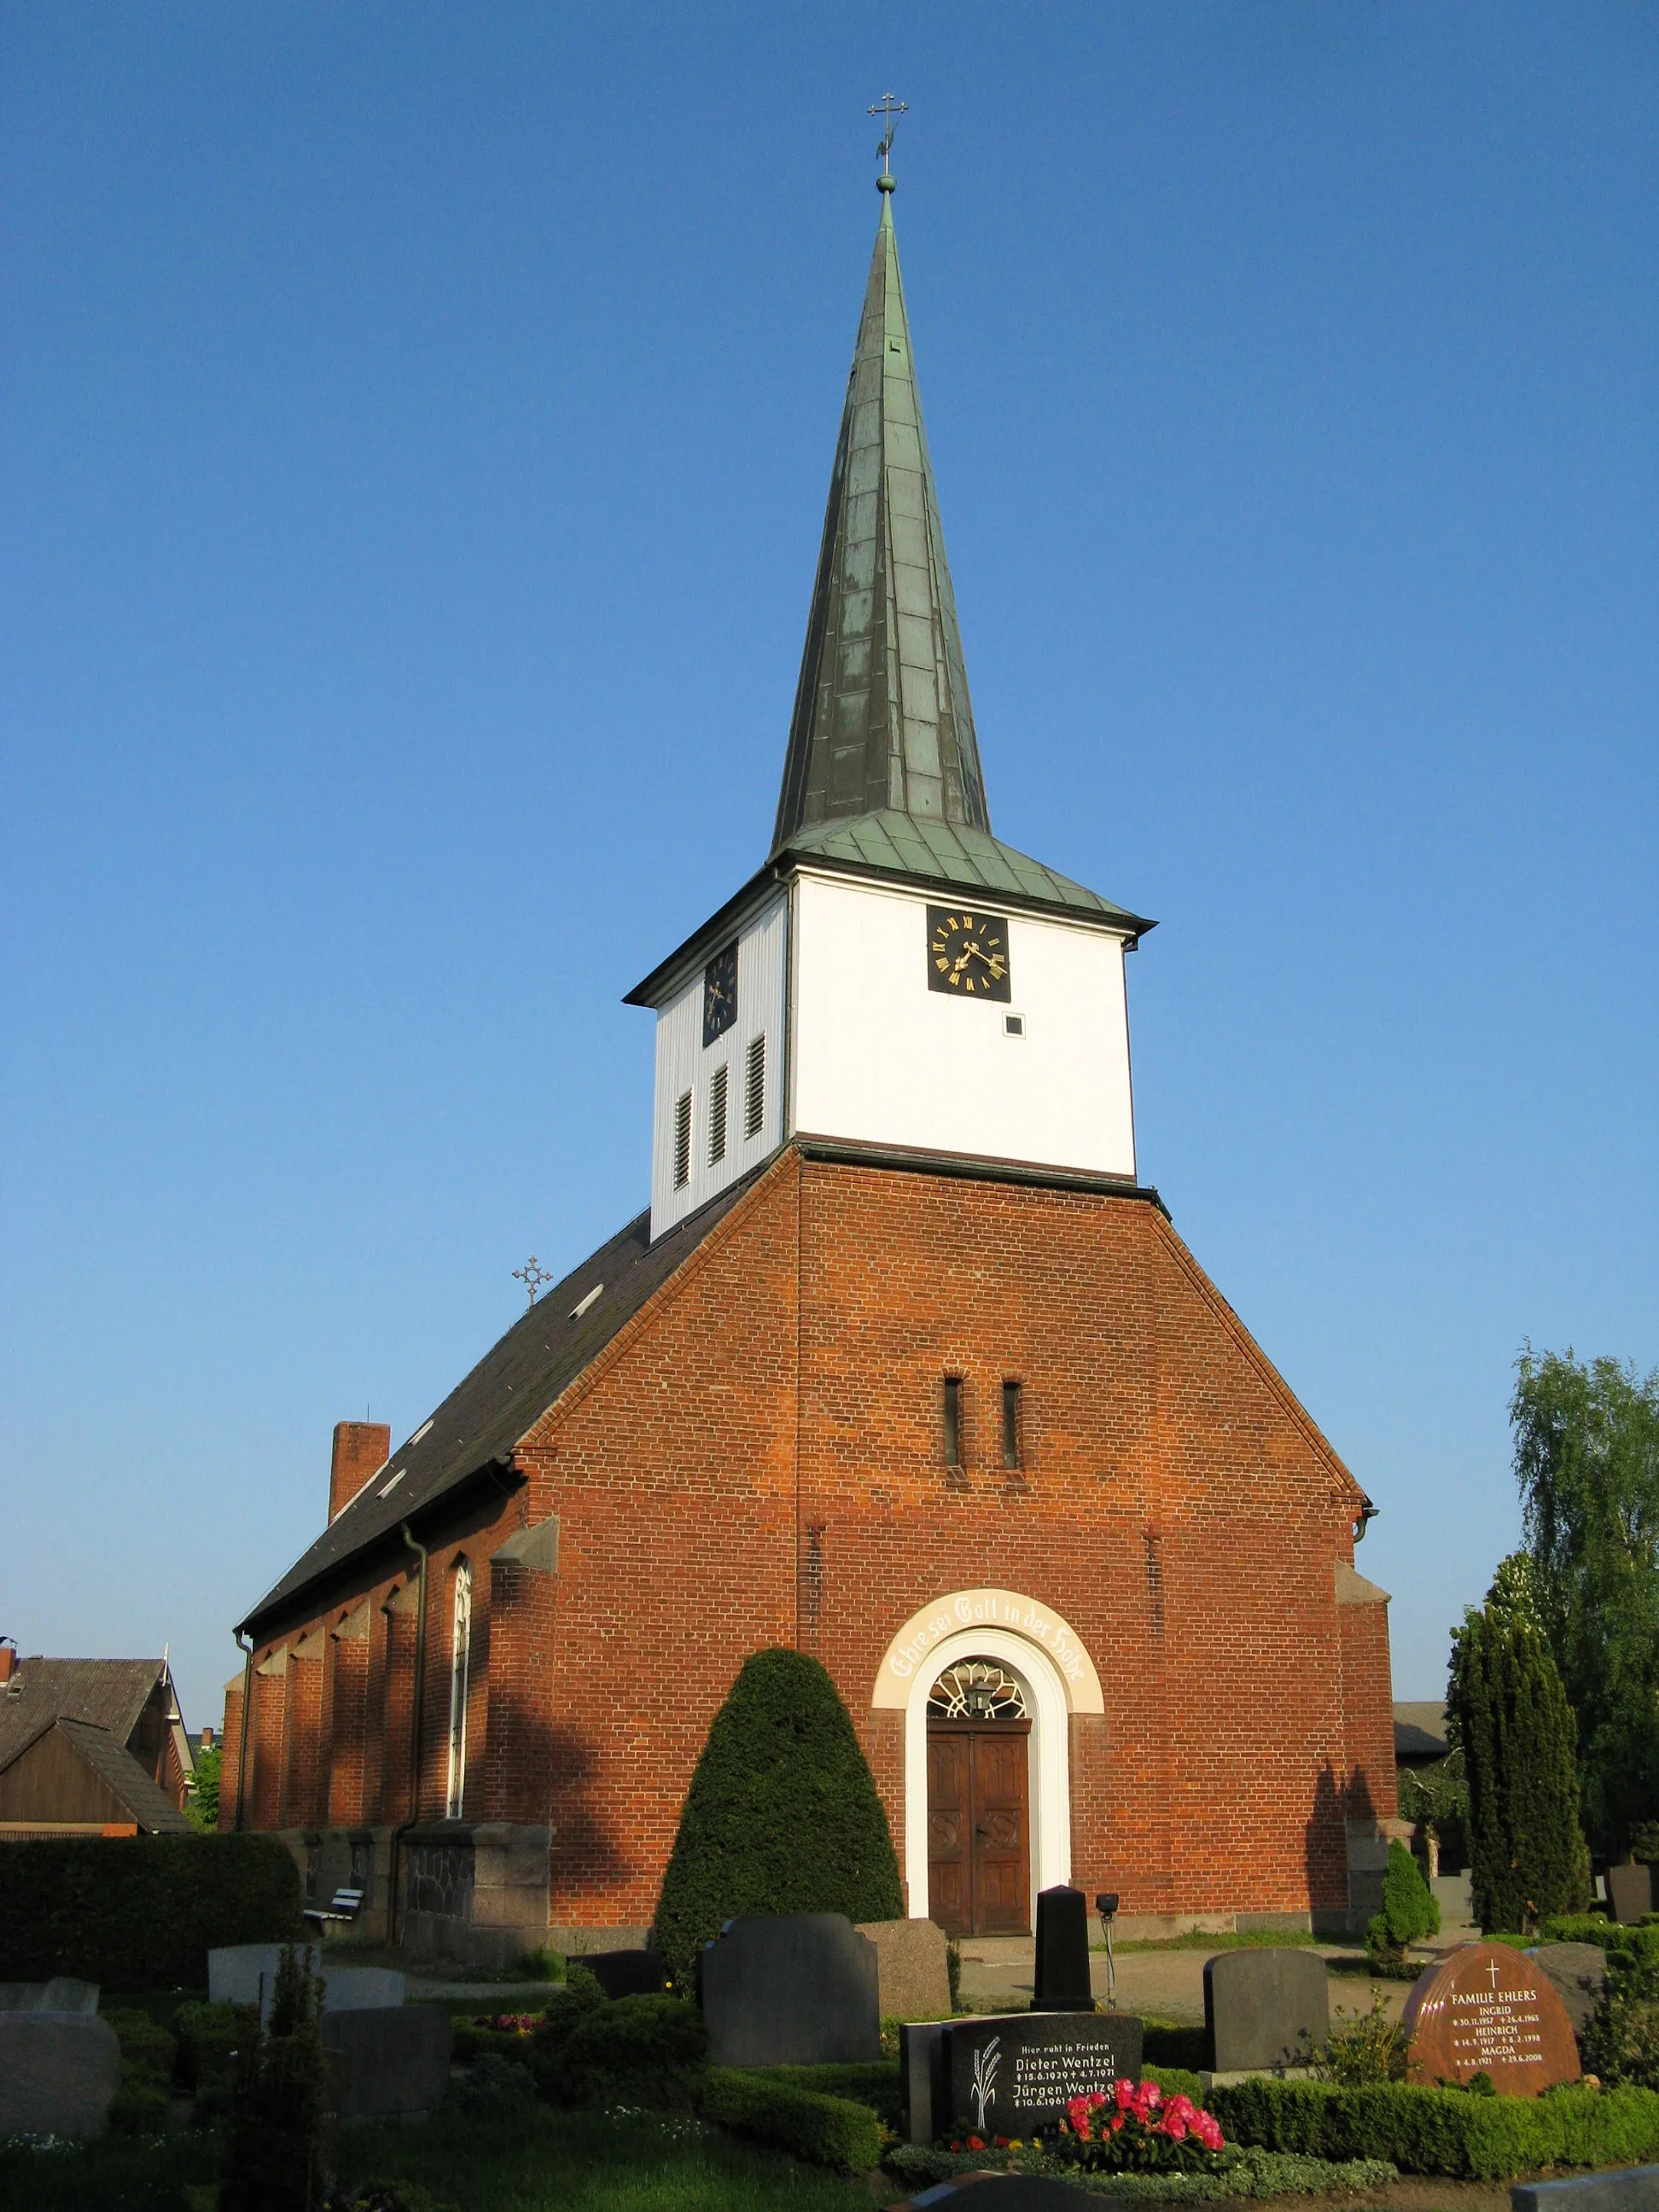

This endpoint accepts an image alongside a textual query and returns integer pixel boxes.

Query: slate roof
[773,188,989,852]
[241,1168,766,1634]
[1394,1700,1450,1764]
[0,1658,168,1772]
[51,1718,195,1834]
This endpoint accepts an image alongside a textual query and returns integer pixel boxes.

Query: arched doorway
[870,1589,1105,1929]
[926,1660,1031,1936]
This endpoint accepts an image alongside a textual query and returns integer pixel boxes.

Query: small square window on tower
[709,1063,729,1166]
[673,1090,692,1190]
[745,1033,765,1138]
[943,1376,963,1468]
[1002,1380,1023,1470]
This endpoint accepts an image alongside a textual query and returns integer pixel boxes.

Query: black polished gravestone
[1031,1885,1094,2013]
[583,1949,668,1999]
[945,2011,1143,2138]
[699,1914,879,2067]
[1203,1948,1329,2074]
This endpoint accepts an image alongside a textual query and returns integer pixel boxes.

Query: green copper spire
[771,189,990,855]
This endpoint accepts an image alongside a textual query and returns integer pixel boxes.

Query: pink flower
[1196,2115,1224,2151]
[1109,2111,1125,2133]
[1067,2095,1094,2135]
[1115,2078,1136,2111]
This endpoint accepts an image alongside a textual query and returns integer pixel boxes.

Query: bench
[303,1886,365,1934]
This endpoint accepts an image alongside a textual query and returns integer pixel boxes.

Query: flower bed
[1055,2080,1226,2174]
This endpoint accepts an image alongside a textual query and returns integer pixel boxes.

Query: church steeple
[771,188,990,855]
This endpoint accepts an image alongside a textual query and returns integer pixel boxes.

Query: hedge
[0,1834,301,1988]
[1540,1915,1659,1965]
[701,2068,884,2172]
[1144,2064,1206,2104]
[757,2061,903,2128]
[1208,2076,1659,2180]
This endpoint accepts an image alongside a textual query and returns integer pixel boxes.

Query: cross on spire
[513,1255,553,1307]
[868,92,907,190]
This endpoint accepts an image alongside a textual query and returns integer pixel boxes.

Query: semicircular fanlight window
[926,1659,1028,1721]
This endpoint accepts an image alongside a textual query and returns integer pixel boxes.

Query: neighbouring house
[0,1649,197,1837]
[1394,1702,1450,1774]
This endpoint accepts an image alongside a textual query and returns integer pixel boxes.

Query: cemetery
[6,1644,1659,2212]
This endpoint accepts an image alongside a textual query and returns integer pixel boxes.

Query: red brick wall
[330,1423,391,1524]
[239,1147,1392,1935]
[327,1625,368,1827]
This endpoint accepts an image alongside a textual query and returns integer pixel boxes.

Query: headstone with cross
[1400,1941,1581,2094]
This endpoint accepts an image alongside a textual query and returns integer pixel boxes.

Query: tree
[653,1648,903,1985]
[189,1744,222,1831]
[1512,1346,1659,1856]
[218,1941,327,2212]
[1447,1554,1590,1932]
[1367,1839,1440,1969]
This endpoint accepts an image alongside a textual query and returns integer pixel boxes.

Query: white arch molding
[871,1590,1104,1926]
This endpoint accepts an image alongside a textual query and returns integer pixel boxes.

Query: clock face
[926,905,1012,1001]
[702,941,737,1045]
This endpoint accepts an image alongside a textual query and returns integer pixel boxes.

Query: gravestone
[1203,1949,1330,2072]
[321,2005,452,2118]
[699,1914,879,2067]
[900,2019,950,2143]
[1401,1942,1580,2095]
[0,1977,100,2014]
[945,2011,1144,2138]
[207,1944,400,2023]
[0,2013,121,2138]
[1605,1864,1655,1925]
[318,1965,405,2012]
[584,1949,668,1999]
[1526,1944,1610,2039]
[859,1918,952,2022]
[1511,2167,1659,2212]
[1031,1886,1093,2013]
[208,1941,323,2019]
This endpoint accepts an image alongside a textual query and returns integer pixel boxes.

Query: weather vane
[513,1255,553,1307]
[868,92,907,190]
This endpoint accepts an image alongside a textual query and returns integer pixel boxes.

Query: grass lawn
[0,2109,899,2212]
[1105,1931,1353,1955]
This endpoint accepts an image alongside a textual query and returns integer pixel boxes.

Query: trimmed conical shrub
[653,1648,903,1984]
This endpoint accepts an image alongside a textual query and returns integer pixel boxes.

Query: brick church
[225,173,1399,1965]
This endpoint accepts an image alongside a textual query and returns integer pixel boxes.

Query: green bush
[101,2008,179,2134]
[1539,1914,1659,1964]
[1144,2023,1211,2073]
[1583,1948,1659,2091]
[653,1649,903,1985]
[173,2000,254,2098]
[1310,1990,1407,2085]
[447,2052,538,2117]
[0,1833,301,1988]
[701,2067,883,2171]
[1207,2074,1659,2179]
[758,2061,903,2128]
[219,1945,328,2212]
[1367,1841,1440,1968]
[556,1992,707,2106]
[1143,2065,1206,2104]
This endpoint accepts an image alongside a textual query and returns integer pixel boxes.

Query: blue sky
[3,3,1655,1735]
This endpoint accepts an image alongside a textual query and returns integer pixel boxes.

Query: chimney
[200,1724,215,1751]
[329,1421,392,1523]
[0,1643,15,1687]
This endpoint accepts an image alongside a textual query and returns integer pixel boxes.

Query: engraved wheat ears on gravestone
[972,2035,1002,2131]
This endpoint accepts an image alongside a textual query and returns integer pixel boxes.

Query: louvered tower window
[673,1090,692,1189]
[746,1033,765,1138]
[708,1064,729,1165]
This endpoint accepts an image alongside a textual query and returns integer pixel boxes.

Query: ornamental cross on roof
[869,92,907,188]
[771,114,990,856]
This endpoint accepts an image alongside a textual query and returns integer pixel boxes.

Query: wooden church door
[925,1661,1032,1936]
